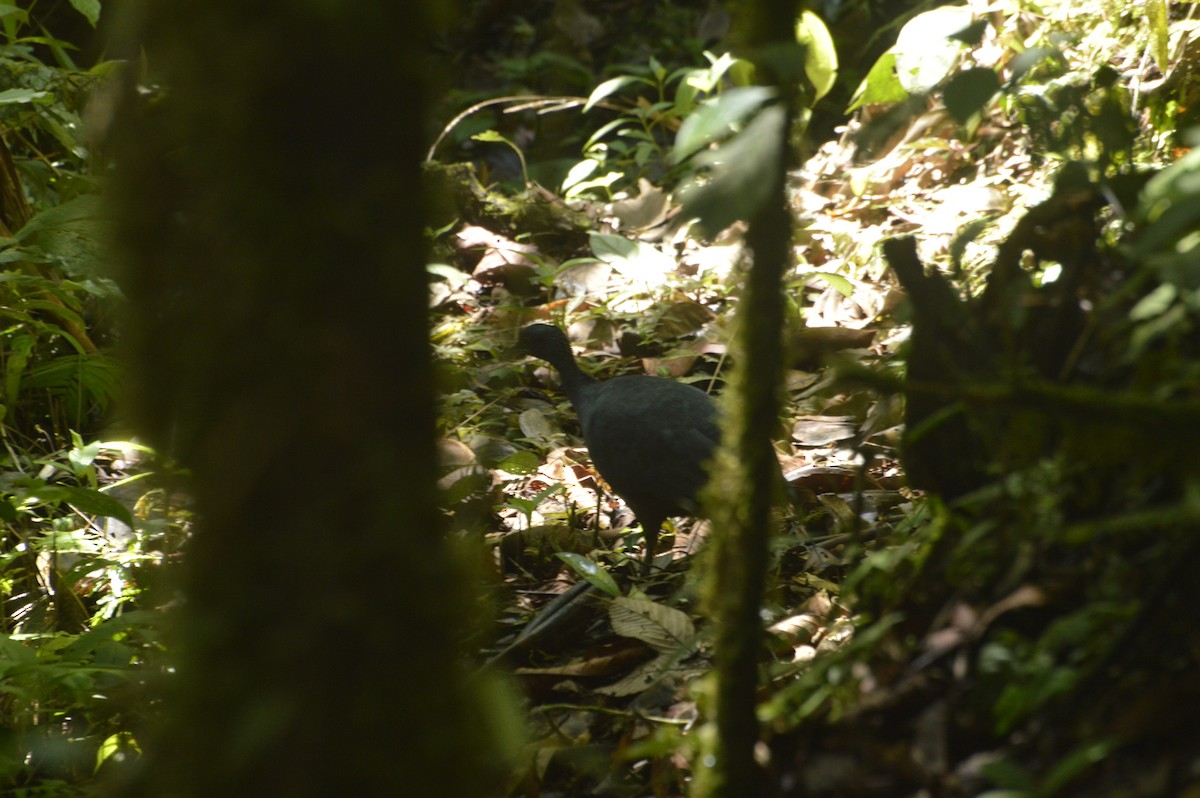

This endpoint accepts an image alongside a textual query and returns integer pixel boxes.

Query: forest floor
[432,2,1200,796]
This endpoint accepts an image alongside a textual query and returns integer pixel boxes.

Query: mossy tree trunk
[111,3,499,795]
[694,0,799,795]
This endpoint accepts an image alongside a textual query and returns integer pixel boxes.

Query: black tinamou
[519,323,720,573]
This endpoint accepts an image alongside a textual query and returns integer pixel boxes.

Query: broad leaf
[893,5,972,94]
[590,232,676,280]
[68,0,100,26]
[678,104,786,235]
[847,52,907,111]
[609,596,695,653]
[673,86,774,163]
[944,67,1001,123]
[584,75,646,112]
[557,553,621,597]
[795,9,838,103]
[0,88,47,106]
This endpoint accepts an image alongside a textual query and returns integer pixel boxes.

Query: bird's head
[518,323,576,371]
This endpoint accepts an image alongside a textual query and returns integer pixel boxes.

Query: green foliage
[849,5,974,110]
[0,17,115,444]
[0,611,162,790]
[564,53,755,199]
[679,100,786,235]
[0,3,184,794]
[557,551,621,596]
[568,9,838,204]
[794,9,838,103]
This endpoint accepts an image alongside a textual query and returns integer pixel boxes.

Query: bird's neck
[556,360,595,405]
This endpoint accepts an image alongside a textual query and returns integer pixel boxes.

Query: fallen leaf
[610,596,695,653]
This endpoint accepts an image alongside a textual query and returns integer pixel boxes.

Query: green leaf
[1129,283,1176,321]
[16,482,133,526]
[561,158,599,193]
[804,271,854,297]
[563,171,623,199]
[795,9,838,103]
[582,117,632,151]
[24,299,86,331]
[1133,148,1200,258]
[1041,739,1116,796]
[1147,0,1169,75]
[589,232,676,279]
[69,439,103,470]
[426,263,470,290]
[847,51,908,112]
[649,56,665,82]
[583,75,645,112]
[4,333,33,411]
[943,67,1001,123]
[471,130,510,145]
[16,193,102,242]
[1008,47,1061,82]
[503,496,538,517]
[893,5,973,94]
[68,0,101,27]
[0,634,36,664]
[674,86,773,163]
[674,52,743,116]
[443,470,491,505]
[556,552,621,597]
[678,104,786,235]
[978,757,1036,791]
[0,88,48,106]
[65,610,161,658]
[496,450,540,475]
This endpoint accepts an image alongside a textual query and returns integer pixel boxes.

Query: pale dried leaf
[610,596,695,653]
[594,654,707,697]
[792,415,858,446]
[438,438,475,468]
[611,178,670,231]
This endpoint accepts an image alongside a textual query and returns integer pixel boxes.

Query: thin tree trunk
[694,1,798,795]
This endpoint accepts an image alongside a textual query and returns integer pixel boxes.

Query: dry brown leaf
[610,596,695,653]
[792,416,858,446]
[593,653,707,697]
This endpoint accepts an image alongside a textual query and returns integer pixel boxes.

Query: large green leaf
[16,194,102,242]
[1147,0,1169,75]
[9,480,133,527]
[847,51,907,111]
[673,86,774,163]
[590,232,676,279]
[795,9,838,103]
[584,75,646,112]
[678,104,785,235]
[557,553,621,597]
[894,6,973,94]
[0,88,48,106]
[944,67,1001,123]
[68,0,100,26]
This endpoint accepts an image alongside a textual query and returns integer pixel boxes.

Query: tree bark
[694,1,798,795]
[110,3,500,795]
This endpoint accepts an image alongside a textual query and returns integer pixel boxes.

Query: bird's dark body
[519,324,719,571]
